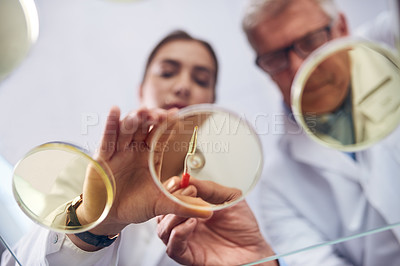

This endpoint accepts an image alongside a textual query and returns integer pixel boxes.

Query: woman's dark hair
[142,30,218,101]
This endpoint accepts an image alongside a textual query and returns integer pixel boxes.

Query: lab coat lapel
[286,122,359,181]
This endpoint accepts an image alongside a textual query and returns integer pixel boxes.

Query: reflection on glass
[292,39,400,151]
[12,142,114,233]
[0,235,21,265]
[245,219,400,266]
[149,104,263,210]
[0,0,39,82]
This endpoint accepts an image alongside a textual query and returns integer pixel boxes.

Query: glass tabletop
[1,0,400,265]
[0,235,22,266]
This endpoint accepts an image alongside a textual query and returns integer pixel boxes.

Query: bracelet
[66,194,119,247]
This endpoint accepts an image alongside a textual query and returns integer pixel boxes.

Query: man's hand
[157,200,278,266]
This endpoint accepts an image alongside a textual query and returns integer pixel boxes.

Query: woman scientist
[2,30,230,266]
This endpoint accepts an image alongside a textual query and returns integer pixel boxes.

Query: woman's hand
[70,106,212,250]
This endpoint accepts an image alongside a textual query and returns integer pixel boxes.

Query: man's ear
[336,12,350,37]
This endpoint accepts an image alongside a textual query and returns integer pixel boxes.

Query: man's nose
[288,49,305,76]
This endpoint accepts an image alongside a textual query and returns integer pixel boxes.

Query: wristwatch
[66,194,119,247]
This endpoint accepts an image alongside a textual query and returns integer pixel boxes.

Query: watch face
[66,195,83,226]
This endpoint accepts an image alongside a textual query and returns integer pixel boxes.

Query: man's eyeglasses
[256,24,332,74]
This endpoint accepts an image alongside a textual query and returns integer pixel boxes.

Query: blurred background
[0,0,393,165]
[0,0,397,262]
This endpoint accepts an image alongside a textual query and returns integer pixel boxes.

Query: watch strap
[74,230,119,248]
[66,194,119,247]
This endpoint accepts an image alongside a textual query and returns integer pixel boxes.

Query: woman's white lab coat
[1,219,179,266]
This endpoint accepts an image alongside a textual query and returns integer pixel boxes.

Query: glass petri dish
[12,142,115,234]
[0,0,39,82]
[148,104,264,211]
[291,38,400,151]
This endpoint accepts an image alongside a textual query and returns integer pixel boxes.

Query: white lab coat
[251,11,400,266]
[0,155,33,248]
[256,112,400,266]
[1,219,179,266]
[355,11,397,51]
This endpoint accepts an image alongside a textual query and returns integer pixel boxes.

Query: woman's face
[140,40,216,109]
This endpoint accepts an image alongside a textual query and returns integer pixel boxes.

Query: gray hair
[242,0,340,34]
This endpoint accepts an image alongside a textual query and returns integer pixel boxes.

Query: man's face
[302,49,351,114]
[248,0,349,110]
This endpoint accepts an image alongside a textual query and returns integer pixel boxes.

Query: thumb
[158,176,213,218]
[155,192,213,219]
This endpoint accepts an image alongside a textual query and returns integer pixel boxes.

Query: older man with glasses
[243,0,400,265]
[158,0,400,265]
[244,0,348,109]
